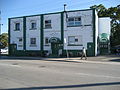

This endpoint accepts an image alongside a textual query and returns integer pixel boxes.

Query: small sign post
[64,38,69,59]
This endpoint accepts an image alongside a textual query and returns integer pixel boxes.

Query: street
[0,57,120,90]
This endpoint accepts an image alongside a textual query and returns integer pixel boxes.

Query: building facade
[8,9,111,57]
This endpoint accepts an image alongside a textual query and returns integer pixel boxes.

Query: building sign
[99,33,109,43]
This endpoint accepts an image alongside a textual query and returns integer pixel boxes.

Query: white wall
[10,18,23,50]
[95,10,99,56]
[98,17,111,39]
[26,16,41,50]
[43,14,61,51]
[64,10,93,50]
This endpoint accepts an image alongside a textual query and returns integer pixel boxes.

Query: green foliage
[0,33,8,48]
[90,4,120,46]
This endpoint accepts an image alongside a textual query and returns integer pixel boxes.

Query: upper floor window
[31,22,36,29]
[30,20,37,30]
[15,23,20,30]
[67,17,81,27]
[45,20,52,29]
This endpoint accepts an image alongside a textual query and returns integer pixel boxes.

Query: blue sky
[0,0,119,33]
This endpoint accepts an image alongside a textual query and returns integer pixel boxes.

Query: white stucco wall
[10,18,24,50]
[43,14,61,51]
[95,10,99,56]
[64,10,93,50]
[98,17,111,39]
[26,16,41,50]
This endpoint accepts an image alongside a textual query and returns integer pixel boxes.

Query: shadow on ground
[0,56,82,63]
[2,82,120,90]
[109,59,120,62]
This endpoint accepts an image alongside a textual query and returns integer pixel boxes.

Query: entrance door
[10,44,17,55]
[87,42,94,56]
[51,43,59,56]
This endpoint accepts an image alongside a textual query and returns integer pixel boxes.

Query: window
[31,22,36,29]
[15,23,20,30]
[45,37,49,45]
[45,20,51,28]
[67,17,81,27]
[30,38,36,45]
[68,36,83,45]
[68,36,75,45]
[18,37,22,42]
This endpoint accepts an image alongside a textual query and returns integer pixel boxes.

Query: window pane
[30,38,36,45]
[68,18,74,21]
[45,20,51,28]
[19,38,22,42]
[75,38,78,42]
[67,21,74,26]
[67,17,81,26]
[75,21,81,26]
[68,36,75,44]
[31,22,36,29]
[15,23,20,30]
[75,17,81,21]
[45,37,49,44]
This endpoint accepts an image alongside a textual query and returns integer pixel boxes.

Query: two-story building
[8,9,111,57]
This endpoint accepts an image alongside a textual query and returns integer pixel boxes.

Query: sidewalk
[0,55,120,64]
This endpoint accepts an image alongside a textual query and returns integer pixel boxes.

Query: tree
[0,33,8,48]
[90,4,120,47]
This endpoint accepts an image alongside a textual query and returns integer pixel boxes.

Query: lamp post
[64,4,67,12]
[63,4,69,59]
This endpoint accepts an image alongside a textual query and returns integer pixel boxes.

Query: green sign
[49,37,61,43]
[99,33,109,42]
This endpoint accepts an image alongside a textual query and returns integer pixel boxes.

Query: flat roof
[9,8,94,19]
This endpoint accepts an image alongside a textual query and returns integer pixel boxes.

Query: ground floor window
[68,36,83,45]
[30,38,36,46]
[45,37,49,45]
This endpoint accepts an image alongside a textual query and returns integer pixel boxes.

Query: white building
[8,9,111,57]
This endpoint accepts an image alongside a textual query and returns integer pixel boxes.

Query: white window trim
[45,20,52,29]
[30,38,37,47]
[68,36,83,46]
[67,17,81,27]
[30,20,37,30]
[14,22,21,31]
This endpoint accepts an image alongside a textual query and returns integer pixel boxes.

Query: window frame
[18,37,22,42]
[30,38,37,47]
[68,36,83,46]
[15,22,20,31]
[45,20,52,29]
[67,17,81,27]
[31,22,37,29]
[45,37,50,46]
[30,20,37,30]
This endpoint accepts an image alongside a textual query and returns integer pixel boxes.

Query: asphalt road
[0,58,120,90]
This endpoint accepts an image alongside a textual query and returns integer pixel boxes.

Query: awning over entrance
[49,37,61,43]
